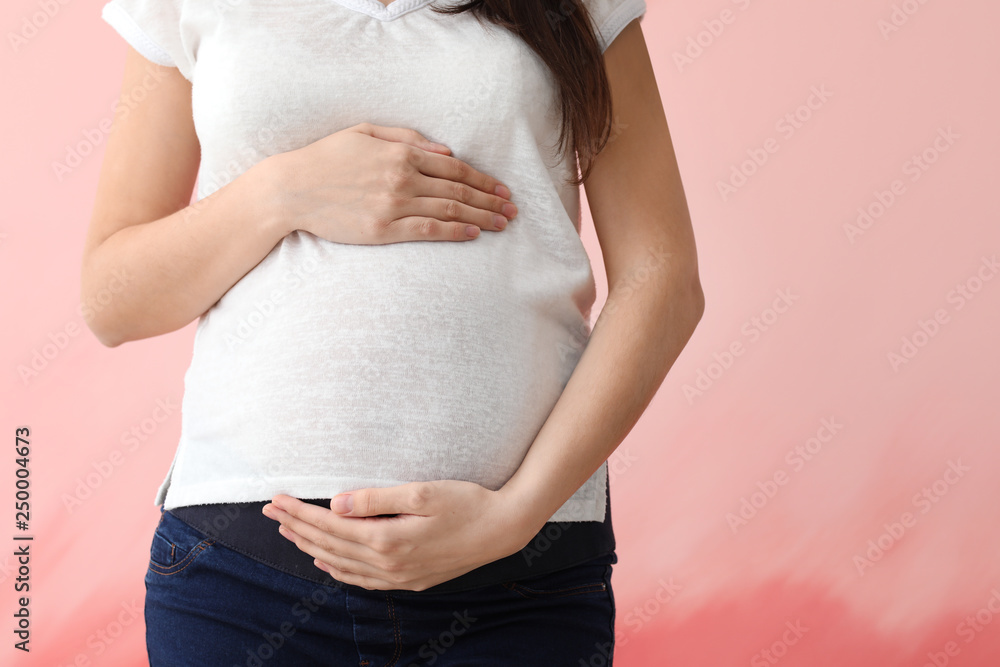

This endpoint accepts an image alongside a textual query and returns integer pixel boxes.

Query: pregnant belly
[181,231,570,490]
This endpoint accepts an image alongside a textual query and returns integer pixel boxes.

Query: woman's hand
[261,480,540,591]
[268,122,518,244]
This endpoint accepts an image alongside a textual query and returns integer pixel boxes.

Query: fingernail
[262,504,274,518]
[333,494,353,514]
[502,203,517,218]
[465,225,479,238]
[493,215,507,230]
[495,184,511,199]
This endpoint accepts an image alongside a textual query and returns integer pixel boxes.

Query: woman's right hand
[269,122,518,244]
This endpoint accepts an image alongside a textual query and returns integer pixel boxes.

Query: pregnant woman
[82,0,704,664]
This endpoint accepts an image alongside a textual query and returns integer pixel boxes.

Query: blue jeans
[145,507,618,666]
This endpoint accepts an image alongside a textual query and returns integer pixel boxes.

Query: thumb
[330,493,355,514]
[332,483,429,517]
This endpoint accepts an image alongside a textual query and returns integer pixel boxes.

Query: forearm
[81,157,290,347]
[498,256,704,537]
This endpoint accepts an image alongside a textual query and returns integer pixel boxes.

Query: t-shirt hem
[101,2,175,68]
[160,473,609,522]
[161,477,420,510]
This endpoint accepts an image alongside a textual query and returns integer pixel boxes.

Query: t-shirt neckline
[330,0,437,21]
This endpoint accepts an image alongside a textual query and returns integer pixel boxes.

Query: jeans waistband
[167,486,614,594]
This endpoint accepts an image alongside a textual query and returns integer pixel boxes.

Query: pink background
[4,0,1000,665]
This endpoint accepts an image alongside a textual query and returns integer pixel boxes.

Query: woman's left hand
[261,480,537,591]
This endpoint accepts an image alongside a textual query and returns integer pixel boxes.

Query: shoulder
[100,0,195,80]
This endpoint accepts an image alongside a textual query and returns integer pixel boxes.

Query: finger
[267,495,385,551]
[383,215,483,242]
[316,558,401,592]
[275,524,398,585]
[268,495,426,554]
[408,148,513,205]
[352,122,452,155]
[332,482,436,518]
[276,511,402,563]
[407,172,517,230]
[406,194,513,234]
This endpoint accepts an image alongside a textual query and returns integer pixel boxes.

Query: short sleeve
[100,0,193,81]
[583,0,647,53]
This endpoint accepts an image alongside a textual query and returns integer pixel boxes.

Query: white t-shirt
[101,0,646,522]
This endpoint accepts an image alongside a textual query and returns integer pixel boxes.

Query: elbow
[82,306,126,348]
[689,272,706,324]
[93,326,126,349]
[80,269,130,348]
[673,268,705,340]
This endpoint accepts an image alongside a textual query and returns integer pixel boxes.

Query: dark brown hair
[431,0,614,186]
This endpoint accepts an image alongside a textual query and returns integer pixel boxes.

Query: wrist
[493,483,550,553]
[247,154,295,241]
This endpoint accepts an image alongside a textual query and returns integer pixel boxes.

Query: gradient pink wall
[3,0,1000,665]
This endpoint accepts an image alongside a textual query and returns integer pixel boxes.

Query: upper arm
[83,46,200,267]
[583,20,701,292]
